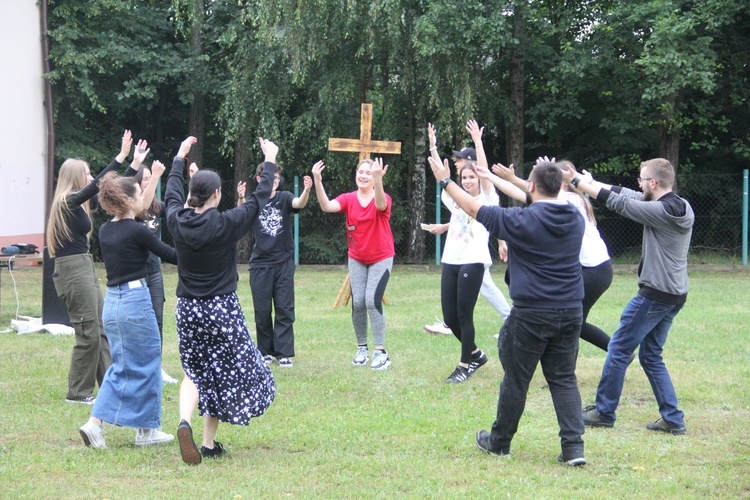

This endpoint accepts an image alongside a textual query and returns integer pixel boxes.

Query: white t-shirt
[441,187,499,266]
[564,192,610,267]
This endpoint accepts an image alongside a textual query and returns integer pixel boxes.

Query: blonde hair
[556,160,596,225]
[640,158,675,189]
[46,159,92,257]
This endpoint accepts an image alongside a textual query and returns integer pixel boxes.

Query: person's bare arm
[141,161,165,212]
[311,161,341,213]
[292,175,313,209]
[476,164,526,203]
[467,119,493,196]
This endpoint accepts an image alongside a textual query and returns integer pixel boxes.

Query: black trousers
[250,259,296,358]
[490,307,584,456]
[441,263,484,364]
[579,260,613,351]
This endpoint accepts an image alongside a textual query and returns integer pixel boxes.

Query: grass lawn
[0,264,749,498]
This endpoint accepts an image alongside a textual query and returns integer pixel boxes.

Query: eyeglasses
[637,177,655,186]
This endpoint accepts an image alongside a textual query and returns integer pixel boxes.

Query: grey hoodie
[600,187,694,303]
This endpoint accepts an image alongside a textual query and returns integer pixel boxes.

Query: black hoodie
[476,200,584,309]
[165,156,274,298]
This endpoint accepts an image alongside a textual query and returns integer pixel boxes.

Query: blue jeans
[489,307,584,456]
[595,294,685,426]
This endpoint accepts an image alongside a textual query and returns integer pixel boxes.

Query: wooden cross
[328,103,401,308]
[328,103,401,162]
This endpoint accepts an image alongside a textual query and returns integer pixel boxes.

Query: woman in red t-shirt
[312,158,395,371]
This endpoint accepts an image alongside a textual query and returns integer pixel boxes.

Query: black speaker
[42,248,71,326]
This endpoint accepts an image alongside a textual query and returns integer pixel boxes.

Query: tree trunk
[658,98,681,191]
[506,0,525,204]
[407,122,427,263]
[658,126,680,178]
[188,0,205,166]
[234,133,253,263]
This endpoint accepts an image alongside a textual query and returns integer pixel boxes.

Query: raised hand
[372,157,388,180]
[466,119,483,143]
[311,160,325,182]
[118,130,133,162]
[302,175,313,190]
[535,155,555,165]
[151,160,166,178]
[237,181,246,200]
[475,163,492,179]
[259,137,279,163]
[178,136,197,159]
[492,163,516,180]
[561,165,577,184]
[188,162,199,178]
[428,122,437,149]
[428,156,451,181]
[132,139,150,168]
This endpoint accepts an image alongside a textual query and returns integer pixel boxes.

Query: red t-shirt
[335,191,395,264]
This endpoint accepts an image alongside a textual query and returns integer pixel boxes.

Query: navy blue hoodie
[476,200,584,309]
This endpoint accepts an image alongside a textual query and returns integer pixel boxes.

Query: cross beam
[328,103,401,162]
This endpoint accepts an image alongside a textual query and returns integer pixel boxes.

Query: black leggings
[441,263,485,364]
[579,260,614,351]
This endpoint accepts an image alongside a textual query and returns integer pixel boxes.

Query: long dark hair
[134,166,163,216]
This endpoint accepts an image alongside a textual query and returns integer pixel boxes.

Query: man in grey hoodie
[563,158,694,435]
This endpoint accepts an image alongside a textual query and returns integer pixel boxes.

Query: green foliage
[44,0,750,261]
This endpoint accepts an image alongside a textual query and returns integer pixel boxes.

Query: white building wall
[0,2,47,249]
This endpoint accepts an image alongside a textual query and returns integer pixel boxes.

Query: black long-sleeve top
[165,156,274,298]
[98,219,178,286]
[55,158,122,257]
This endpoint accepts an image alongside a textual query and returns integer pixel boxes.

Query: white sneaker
[371,350,391,371]
[352,346,369,366]
[278,357,293,367]
[135,429,175,447]
[79,421,107,449]
[424,318,452,335]
[161,368,178,384]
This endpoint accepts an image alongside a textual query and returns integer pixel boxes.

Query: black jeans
[489,306,584,456]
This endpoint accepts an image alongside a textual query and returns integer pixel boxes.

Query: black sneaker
[468,351,488,374]
[65,396,96,405]
[201,441,226,458]
[475,430,510,457]
[646,418,686,435]
[582,405,615,428]
[177,419,201,465]
[445,365,470,384]
[557,453,587,467]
